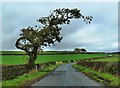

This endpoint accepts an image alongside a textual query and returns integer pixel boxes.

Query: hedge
[77,61,119,76]
[2,62,56,81]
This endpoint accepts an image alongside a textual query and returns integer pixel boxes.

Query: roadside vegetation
[2,64,60,87]
[1,51,118,87]
[73,64,119,86]
[73,55,119,86]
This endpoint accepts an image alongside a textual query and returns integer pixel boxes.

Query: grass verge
[2,64,60,87]
[72,64,119,86]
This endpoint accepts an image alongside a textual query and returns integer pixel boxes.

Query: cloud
[0,3,2,50]
[1,2,118,52]
[69,24,102,44]
[47,23,118,52]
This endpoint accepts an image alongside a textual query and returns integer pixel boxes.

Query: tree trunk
[27,47,38,70]
[28,54,35,70]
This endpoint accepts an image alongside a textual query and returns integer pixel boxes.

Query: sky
[1,1,119,52]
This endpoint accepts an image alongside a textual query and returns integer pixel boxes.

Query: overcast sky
[1,2,118,52]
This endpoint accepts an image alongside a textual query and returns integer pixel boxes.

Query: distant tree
[15,8,93,69]
[74,48,80,52]
[74,48,87,53]
[81,48,87,52]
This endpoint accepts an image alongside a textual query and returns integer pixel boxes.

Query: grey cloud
[2,2,118,52]
[47,38,90,51]
[2,32,19,50]
[61,20,86,36]
[0,3,2,50]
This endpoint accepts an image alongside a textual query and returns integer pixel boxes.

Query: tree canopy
[15,8,93,69]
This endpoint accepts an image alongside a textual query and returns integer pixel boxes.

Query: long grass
[73,64,119,86]
[2,64,59,86]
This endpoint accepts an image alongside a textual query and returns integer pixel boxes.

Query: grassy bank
[73,64,119,86]
[2,64,60,87]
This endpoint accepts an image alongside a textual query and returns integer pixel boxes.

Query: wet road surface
[31,63,102,86]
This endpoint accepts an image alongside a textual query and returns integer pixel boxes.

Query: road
[31,63,103,86]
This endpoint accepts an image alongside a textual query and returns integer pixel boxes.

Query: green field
[0,51,80,55]
[1,54,109,65]
[91,56,119,62]
[0,51,26,55]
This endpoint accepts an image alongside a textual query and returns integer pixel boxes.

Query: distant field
[0,51,77,55]
[0,51,112,55]
[1,54,109,65]
[0,51,26,55]
[91,56,119,62]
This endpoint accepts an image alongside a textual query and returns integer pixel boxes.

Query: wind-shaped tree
[15,8,93,69]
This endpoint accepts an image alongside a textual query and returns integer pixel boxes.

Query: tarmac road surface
[31,63,103,87]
